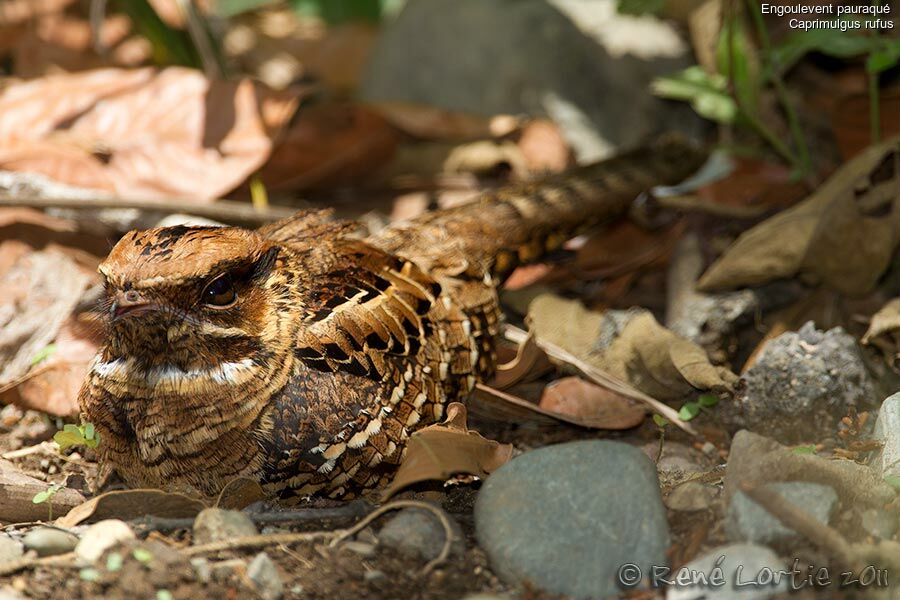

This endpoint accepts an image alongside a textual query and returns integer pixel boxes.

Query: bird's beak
[111,290,155,320]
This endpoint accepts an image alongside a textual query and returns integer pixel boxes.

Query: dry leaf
[527,293,736,400]
[381,402,512,500]
[698,137,900,296]
[56,488,207,528]
[488,334,553,390]
[862,297,900,372]
[0,458,85,523]
[539,376,646,429]
[0,67,301,200]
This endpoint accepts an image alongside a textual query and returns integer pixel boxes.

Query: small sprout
[652,414,669,428]
[54,421,100,450]
[133,548,154,564]
[31,344,57,366]
[106,552,123,572]
[697,393,719,408]
[79,567,101,582]
[31,482,63,505]
[156,591,174,600]
[678,402,702,422]
[791,444,818,455]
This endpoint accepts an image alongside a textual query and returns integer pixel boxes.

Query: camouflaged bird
[79,136,707,500]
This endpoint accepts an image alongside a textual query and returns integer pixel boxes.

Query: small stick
[133,502,371,532]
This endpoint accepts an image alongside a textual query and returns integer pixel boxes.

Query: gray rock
[733,322,877,443]
[475,440,669,599]
[665,481,719,512]
[74,519,135,565]
[192,508,258,546]
[726,482,838,545]
[378,508,463,561]
[22,527,78,557]
[0,536,24,564]
[724,430,895,510]
[361,0,702,162]
[247,552,283,600]
[642,441,704,475]
[860,508,898,540]
[870,392,900,482]
[667,543,788,600]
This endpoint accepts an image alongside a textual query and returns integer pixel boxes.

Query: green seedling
[32,482,64,520]
[54,421,100,450]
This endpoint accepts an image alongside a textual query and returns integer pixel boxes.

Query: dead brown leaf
[56,488,207,528]
[698,137,900,296]
[488,334,554,390]
[0,67,301,200]
[862,297,900,372]
[539,376,646,429]
[0,458,85,523]
[381,402,512,500]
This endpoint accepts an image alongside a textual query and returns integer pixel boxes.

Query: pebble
[726,482,837,545]
[192,508,258,545]
[341,541,377,558]
[475,440,669,599]
[0,536,24,564]
[378,508,463,561]
[871,392,900,481]
[74,519,135,565]
[22,527,78,557]
[364,569,386,583]
[190,557,211,583]
[667,543,788,600]
[665,481,719,512]
[247,552,284,600]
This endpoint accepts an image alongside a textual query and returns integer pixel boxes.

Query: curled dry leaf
[527,293,736,401]
[56,488,207,528]
[488,333,553,390]
[862,297,900,372]
[539,376,646,429]
[381,402,513,500]
[0,458,85,523]
[0,67,301,200]
[698,137,900,296]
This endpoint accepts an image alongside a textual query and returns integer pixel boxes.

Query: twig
[0,551,78,578]
[175,0,223,79]
[0,193,300,226]
[133,502,371,533]
[740,483,858,569]
[185,499,454,574]
[502,325,699,436]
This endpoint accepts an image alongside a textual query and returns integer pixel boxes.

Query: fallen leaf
[698,137,900,296]
[56,488,207,528]
[539,376,646,429]
[862,297,900,372]
[381,402,512,500]
[0,67,301,200]
[527,293,736,400]
[487,334,554,390]
[0,458,85,523]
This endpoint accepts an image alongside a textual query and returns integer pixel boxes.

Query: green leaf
[106,552,123,572]
[698,394,719,408]
[716,18,760,113]
[867,43,900,74]
[678,402,701,421]
[133,548,154,564]
[791,444,817,455]
[30,344,57,366]
[79,568,101,582]
[32,490,51,504]
[54,422,100,450]
[291,0,382,23]
[652,414,669,428]
[83,422,95,441]
[769,18,878,75]
[652,67,737,124]
[156,591,174,600]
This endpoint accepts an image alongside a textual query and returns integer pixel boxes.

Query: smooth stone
[667,543,788,600]
[247,552,283,600]
[665,481,719,512]
[378,508,463,561]
[0,536,24,564]
[341,541,376,558]
[192,508,258,546]
[871,393,900,481]
[22,527,78,557]
[726,482,837,545]
[74,519,135,565]
[475,440,669,599]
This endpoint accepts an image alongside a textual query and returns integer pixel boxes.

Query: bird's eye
[202,274,236,307]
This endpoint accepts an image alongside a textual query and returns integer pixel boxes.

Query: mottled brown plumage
[79,136,706,500]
